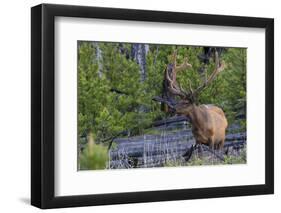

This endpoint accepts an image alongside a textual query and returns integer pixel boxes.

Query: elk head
[165,49,225,115]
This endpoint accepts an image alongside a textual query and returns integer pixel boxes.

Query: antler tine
[175,57,192,73]
[166,51,193,99]
[187,79,194,94]
[193,50,225,96]
[166,68,187,98]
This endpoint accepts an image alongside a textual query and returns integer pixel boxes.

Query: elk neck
[186,104,206,130]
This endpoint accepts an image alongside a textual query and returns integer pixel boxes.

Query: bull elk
[156,50,228,150]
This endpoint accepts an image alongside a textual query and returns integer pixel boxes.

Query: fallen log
[152,115,189,127]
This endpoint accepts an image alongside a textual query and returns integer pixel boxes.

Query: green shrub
[79,143,109,170]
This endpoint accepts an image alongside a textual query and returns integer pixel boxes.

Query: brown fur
[176,103,228,150]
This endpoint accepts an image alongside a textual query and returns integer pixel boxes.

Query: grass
[165,146,247,167]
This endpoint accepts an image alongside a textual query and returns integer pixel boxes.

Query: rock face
[109,116,247,169]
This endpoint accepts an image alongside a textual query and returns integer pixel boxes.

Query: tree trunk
[131,44,149,113]
[87,130,95,155]
[92,42,103,77]
[131,44,149,82]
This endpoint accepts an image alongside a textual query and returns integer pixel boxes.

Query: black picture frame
[31,3,274,209]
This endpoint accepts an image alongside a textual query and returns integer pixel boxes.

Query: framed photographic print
[31,3,274,209]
